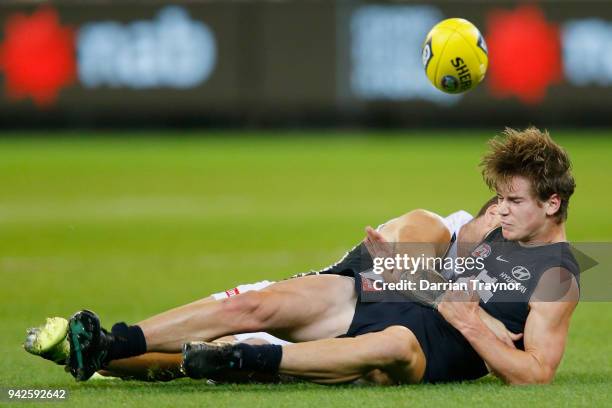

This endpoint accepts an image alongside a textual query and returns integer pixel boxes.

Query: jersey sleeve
[318,242,373,277]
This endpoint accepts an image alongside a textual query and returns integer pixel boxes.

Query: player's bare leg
[183,325,426,385]
[24,293,287,381]
[99,294,217,379]
[24,296,215,380]
[136,274,355,352]
[279,326,425,384]
[66,274,356,380]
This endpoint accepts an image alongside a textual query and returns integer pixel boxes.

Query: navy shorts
[343,273,488,383]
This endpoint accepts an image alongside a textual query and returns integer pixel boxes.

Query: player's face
[495,176,547,242]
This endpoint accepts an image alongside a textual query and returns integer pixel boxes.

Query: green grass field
[0,130,610,407]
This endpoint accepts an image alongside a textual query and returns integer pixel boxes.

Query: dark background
[0,0,611,128]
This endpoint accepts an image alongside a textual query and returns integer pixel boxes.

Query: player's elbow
[530,362,556,385]
[503,368,554,386]
[532,368,555,385]
[505,376,553,386]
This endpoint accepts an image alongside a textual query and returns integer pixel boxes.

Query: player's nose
[497,199,510,215]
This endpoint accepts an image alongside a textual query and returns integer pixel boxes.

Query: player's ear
[484,204,499,228]
[544,194,561,217]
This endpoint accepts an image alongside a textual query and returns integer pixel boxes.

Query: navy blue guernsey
[462,227,580,338]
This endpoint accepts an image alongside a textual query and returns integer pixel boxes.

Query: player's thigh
[260,274,357,342]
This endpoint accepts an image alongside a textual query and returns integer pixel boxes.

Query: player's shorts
[211,280,290,346]
[343,272,488,383]
[211,280,276,300]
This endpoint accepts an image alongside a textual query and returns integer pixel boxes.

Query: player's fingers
[466,285,480,302]
[365,237,386,261]
[447,289,465,303]
[363,236,376,256]
[366,227,392,259]
[499,334,513,348]
[365,226,378,241]
[364,228,377,249]
[489,327,516,349]
[504,336,517,349]
[509,332,523,341]
[366,226,386,243]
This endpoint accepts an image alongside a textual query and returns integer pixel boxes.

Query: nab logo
[511,265,531,281]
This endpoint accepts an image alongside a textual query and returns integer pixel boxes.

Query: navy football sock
[107,322,146,361]
[234,343,283,373]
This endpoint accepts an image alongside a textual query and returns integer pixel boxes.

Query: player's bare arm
[438,267,579,385]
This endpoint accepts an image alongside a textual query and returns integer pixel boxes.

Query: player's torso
[458,227,579,335]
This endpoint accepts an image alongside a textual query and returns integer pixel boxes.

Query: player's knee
[219,291,276,332]
[379,326,420,368]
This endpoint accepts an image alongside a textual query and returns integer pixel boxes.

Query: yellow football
[421,18,488,94]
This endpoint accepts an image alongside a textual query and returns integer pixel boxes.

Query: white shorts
[211,280,290,346]
[211,280,276,300]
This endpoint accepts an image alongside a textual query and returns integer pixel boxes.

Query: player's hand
[437,285,481,329]
[438,287,523,348]
[364,226,401,283]
[363,226,391,258]
[479,311,523,348]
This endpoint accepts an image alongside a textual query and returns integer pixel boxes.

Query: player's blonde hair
[480,127,575,223]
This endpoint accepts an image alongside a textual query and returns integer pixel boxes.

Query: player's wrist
[456,310,485,337]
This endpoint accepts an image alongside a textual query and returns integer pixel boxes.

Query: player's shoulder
[378,209,449,240]
[531,249,581,304]
[378,209,472,243]
[397,209,451,230]
[396,208,474,237]
[530,266,580,310]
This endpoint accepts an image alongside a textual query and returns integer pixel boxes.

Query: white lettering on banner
[350,5,461,104]
[78,6,216,89]
[563,19,612,86]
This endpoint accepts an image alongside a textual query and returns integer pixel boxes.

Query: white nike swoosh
[496,255,509,262]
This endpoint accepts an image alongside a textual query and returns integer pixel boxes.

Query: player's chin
[500,226,517,240]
